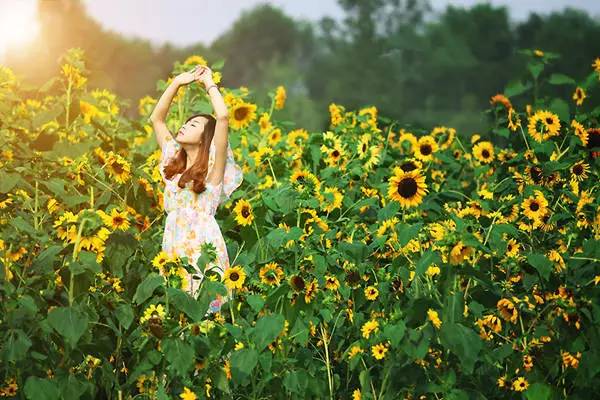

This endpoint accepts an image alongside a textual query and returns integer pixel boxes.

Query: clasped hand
[174,65,214,88]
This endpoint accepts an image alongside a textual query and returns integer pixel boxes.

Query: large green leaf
[24,377,60,400]
[47,306,89,348]
[162,338,195,376]
[439,322,482,374]
[133,274,165,305]
[230,348,259,382]
[252,313,285,351]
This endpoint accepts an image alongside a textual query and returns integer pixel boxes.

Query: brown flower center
[398,177,418,198]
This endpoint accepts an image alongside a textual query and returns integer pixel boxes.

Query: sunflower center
[114,217,124,224]
[545,117,554,125]
[332,150,340,157]
[573,164,583,175]
[398,177,418,198]
[112,161,124,174]
[530,201,540,211]
[230,272,239,281]
[420,144,432,155]
[401,161,417,172]
[242,207,250,217]
[234,107,248,120]
[482,149,490,158]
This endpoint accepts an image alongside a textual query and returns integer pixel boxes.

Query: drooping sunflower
[233,198,254,226]
[413,135,438,162]
[229,101,257,130]
[527,110,561,142]
[223,265,246,290]
[571,119,588,146]
[104,152,132,184]
[521,190,548,223]
[507,107,521,131]
[259,262,284,286]
[472,141,495,164]
[506,238,520,258]
[497,298,518,323]
[387,169,428,208]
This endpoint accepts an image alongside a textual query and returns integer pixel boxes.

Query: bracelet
[205,84,218,92]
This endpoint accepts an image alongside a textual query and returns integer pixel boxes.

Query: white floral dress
[159,134,243,314]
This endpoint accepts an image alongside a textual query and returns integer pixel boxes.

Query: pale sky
[0,0,599,60]
[80,0,600,47]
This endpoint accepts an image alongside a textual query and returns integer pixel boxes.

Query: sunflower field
[1,47,600,400]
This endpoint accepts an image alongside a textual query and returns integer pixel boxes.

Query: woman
[149,65,243,314]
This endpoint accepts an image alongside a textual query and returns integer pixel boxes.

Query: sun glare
[0,0,40,59]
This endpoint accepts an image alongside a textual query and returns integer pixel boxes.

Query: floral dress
[159,134,243,314]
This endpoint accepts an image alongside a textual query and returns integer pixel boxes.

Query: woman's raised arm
[197,66,229,186]
[149,67,200,150]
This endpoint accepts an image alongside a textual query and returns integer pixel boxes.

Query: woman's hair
[163,113,217,194]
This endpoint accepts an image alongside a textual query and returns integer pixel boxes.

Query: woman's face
[176,116,207,145]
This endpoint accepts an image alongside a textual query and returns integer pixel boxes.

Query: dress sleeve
[159,135,180,182]
[208,140,244,206]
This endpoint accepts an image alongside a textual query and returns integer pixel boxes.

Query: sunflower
[397,158,423,172]
[104,152,132,184]
[571,119,588,146]
[570,161,590,182]
[507,107,521,131]
[572,87,586,106]
[449,241,473,265]
[497,298,518,323]
[506,238,520,258]
[229,101,257,130]
[521,190,548,223]
[98,208,130,231]
[259,262,284,286]
[140,303,166,324]
[472,141,495,163]
[413,135,438,162]
[304,279,319,303]
[527,110,561,142]
[371,342,389,360]
[364,285,379,300]
[324,275,340,290]
[361,319,379,339]
[511,377,529,392]
[223,265,246,290]
[427,308,442,329]
[387,169,428,208]
[233,199,254,226]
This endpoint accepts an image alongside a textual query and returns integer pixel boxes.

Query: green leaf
[0,173,19,193]
[548,73,576,85]
[397,223,422,247]
[4,329,32,362]
[526,253,552,281]
[528,62,544,79]
[167,287,207,321]
[24,377,60,400]
[47,306,88,348]
[504,80,531,97]
[525,382,552,400]
[252,314,285,352]
[246,294,265,313]
[549,98,570,122]
[383,321,406,347]
[32,245,63,273]
[133,274,165,305]
[115,304,134,330]
[162,338,195,376]
[439,322,482,374]
[230,348,259,381]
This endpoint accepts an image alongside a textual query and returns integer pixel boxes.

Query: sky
[80,0,600,47]
[0,0,599,60]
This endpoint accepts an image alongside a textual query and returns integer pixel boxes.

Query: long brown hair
[163,113,217,194]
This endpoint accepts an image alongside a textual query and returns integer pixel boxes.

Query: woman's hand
[174,66,201,86]
[195,65,215,88]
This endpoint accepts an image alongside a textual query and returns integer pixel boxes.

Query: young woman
[149,65,243,314]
